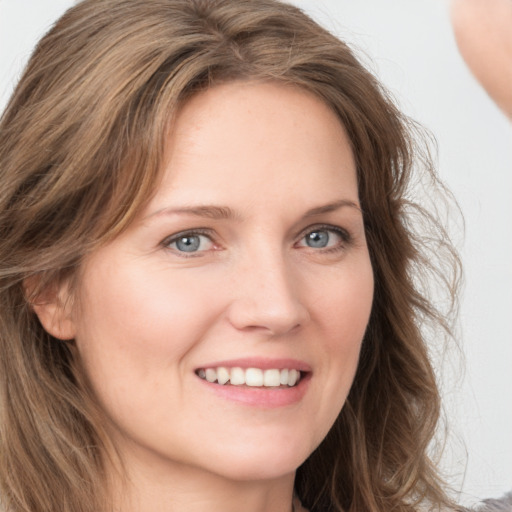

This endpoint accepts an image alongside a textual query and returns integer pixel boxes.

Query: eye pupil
[306,231,329,248]
[176,235,201,252]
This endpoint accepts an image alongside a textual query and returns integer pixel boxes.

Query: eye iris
[175,235,201,252]
[306,230,329,248]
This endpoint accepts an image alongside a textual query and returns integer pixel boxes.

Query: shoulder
[476,493,512,512]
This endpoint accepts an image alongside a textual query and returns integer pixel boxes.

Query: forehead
[149,81,358,214]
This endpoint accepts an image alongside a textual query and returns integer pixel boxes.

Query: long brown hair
[0,1,461,511]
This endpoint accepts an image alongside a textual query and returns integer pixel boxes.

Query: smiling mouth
[195,367,304,387]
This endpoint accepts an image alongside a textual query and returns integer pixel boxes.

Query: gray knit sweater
[478,492,512,512]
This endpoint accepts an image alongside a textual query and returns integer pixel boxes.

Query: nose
[226,250,310,336]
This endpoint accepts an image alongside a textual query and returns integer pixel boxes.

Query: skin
[35,82,374,512]
[451,0,512,118]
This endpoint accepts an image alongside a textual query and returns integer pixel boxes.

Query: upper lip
[196,357,312,372]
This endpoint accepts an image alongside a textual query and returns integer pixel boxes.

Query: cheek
[312,256,374,342]
[306,256,373,396]
[72,259,224,403]
[78,258,217,341]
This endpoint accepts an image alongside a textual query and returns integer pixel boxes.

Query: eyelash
[162,228,216,257]
[297,224,352,254]
[161,224,352,257]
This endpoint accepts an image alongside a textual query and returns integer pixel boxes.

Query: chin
[211,458,301,483]
[198,435,315,482]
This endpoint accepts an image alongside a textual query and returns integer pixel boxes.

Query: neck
[109,450,297,512]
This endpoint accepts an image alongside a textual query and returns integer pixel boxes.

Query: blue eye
[305,230,330,248]
[165,232,214,253]
[298,226,348,250]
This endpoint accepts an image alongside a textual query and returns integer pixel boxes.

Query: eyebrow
[303,199,361,217]
[146,205,239,221]
[146,199,361,221]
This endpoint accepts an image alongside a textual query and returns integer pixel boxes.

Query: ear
[24,276,77,341]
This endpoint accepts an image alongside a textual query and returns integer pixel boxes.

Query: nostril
[226,296,309,336]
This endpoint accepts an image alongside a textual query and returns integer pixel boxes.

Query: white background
[1,0,511,506]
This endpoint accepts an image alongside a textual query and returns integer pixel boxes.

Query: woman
[0,1,460,511]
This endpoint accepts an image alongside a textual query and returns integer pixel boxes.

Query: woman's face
[67,82,374,482]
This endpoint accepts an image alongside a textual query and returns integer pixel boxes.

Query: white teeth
[263,369,281,387]
[287,369,299,387]
[245,368,263,387]
[230,367,245,385]
[217,366,230,385]
[205,368,217,383]
[197,367,303,387]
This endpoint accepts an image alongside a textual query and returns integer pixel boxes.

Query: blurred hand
[451,0,512,118]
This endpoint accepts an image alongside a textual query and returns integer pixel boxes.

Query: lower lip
[197,373,311,408]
